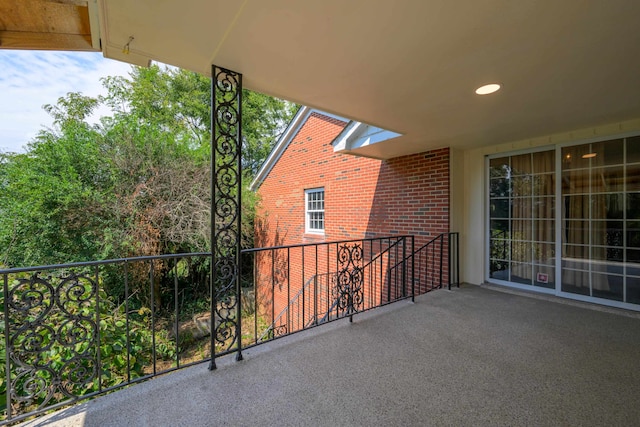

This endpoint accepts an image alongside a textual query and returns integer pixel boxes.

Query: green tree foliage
[0,65,296,269]
[1,94,110,266]
[0,65,295,420]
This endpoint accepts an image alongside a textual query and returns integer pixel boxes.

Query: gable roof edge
[250,106,347,190]
[250,106,311,191]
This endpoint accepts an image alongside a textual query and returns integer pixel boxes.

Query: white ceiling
[98,0,640,159]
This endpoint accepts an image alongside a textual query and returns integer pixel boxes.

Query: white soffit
[333,122,402,158]
[98,1,640,159]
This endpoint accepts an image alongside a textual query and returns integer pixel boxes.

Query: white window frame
[305,188,325,234]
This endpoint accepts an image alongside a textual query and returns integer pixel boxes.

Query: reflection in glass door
[561,137,640,304]
[489,150,555,289]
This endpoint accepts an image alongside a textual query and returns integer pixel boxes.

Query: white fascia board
[333,122,402,153]
[332,121,362,151]
[250,106,311,191]
[88,0,101,50]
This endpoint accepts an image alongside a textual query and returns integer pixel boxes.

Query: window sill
[303,232,325,241]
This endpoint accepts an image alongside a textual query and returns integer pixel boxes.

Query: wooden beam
[43,0,88,6]
[0,30,97,51]
[0,0,92,35]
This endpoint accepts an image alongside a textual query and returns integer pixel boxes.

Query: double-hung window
[305,188,325,234]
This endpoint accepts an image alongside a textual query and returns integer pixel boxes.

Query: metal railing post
[150,259,157,376]
[448,233,452,290]
[314,246,318,325]
[124,261,131,383]
[95,265,102,391]
[402,237,407,298]
[411,235,415,302]
[173,258,180,368]
[4,273,12,422]
[302,247,305,330]
[439,235,444,289]
[287,247,291,332]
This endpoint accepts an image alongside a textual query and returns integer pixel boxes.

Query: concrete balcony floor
[18,284,640,427]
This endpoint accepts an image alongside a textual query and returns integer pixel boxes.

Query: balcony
[1,235,457,425]
[10,282,640,426]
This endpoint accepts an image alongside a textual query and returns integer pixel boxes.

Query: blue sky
[0,51,133,154]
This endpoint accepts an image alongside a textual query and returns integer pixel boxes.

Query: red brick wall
[255,112,450,249]
[253,111,450,330]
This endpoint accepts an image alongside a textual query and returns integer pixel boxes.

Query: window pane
[627,136,640,164]
[511,154,531,175]
[488,150,555,292]
[533,150,555,173]
[533,243,555,264]
[592,273,623,301]
[627,259,640,279]
[591,166,623,193]
[564,220,589,245]
[591,221,623,247]
[533,174,554,196]
[512,198,532,219]
[306,189,325,232]
[561,268,589,295]
[562,145,591,170]
[511,220,532,241]
[489,260,509,280]
[592,139,624,166]
[627,249,640,264]
[512,242,532,263]
[490,220,509,235]
[563,246,589,266]
[490,178,510,197]
[627,276,640,304]
[512,176,532,197]
[627,164,640,191]
[490,157,510,178]
[510,263,532,285]
[591,257,623,275]
[533,197,554,219]
[589,194,624,220]
[534,220,554,243]
[627,193,640,218]
[490,239,509,261]
[563,170,589,194]
[490,198,510,218]
[627,221,640,248]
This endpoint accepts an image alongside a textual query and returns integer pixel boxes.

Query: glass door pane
[488,150,555,288]
[561,139,626,302]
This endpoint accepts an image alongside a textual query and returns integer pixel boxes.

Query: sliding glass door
[489,150,555,289]
[561,137,640,304]
[487,136,640,308]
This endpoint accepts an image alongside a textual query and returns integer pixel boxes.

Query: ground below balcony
[17,284,640,427]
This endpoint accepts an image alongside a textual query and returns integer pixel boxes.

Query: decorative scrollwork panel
[332,243,364,318]
[5,271,98,415]
[211,65,243,363]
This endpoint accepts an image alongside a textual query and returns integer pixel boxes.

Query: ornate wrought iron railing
[0,233,461,424]
[256,236,411,340]
[242,236,413,344]
[1,253,217,424]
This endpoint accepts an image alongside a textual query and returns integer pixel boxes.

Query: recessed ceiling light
[475,83,501,95]
[582,153,597,159]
